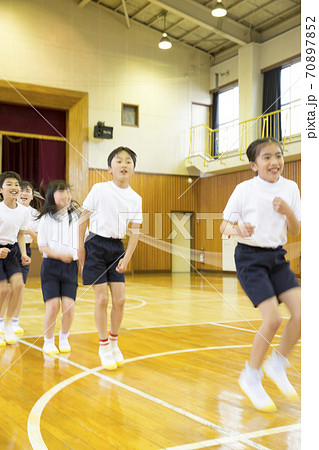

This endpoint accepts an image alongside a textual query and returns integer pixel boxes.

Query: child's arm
[78,209,91,268]
[272,197,301,236]
[220,220,255,238]
[17,230,31,265]
[23,228,38,241]
[38,245,73,263]
[116,223,140,273]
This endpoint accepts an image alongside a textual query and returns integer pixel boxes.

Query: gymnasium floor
[0,273,300,449]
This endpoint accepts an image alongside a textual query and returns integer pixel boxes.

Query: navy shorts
[16,243,32,284]
[41,258,78,302]
[234,243,300,307]
[0,243,22,282]
[82,233,125,285]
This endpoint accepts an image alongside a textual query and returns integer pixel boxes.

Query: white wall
[210,27,301,91]
[0,0,211,175]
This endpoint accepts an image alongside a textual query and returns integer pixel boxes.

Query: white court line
[162,423,301,450]
[22,318,299,340]
[21,339,300,450]
[22,320,258,339]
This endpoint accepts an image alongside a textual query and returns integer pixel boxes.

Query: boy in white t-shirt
[220,138,301,412]
[79,147,142,370]
[0,171,31,345]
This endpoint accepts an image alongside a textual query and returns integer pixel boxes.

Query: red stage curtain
[2,136,65,189]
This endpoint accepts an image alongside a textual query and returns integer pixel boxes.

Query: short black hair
[246,138,283,163]
[0,171,21,189]
[107,146,137,168]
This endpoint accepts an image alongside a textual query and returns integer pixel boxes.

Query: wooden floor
[0,273,300,450]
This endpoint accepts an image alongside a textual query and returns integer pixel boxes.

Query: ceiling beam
[121,0,130,29]
[147,0,255,45]
[78,0,91,7]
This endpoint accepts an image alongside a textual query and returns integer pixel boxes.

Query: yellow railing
[188,102,301,164]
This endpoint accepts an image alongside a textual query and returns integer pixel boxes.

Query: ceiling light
[211,0,227,17]
[158,14,172,50]
[158,33,172,49]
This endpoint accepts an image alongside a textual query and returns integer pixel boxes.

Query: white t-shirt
[24,206,40,244]
[223,176,301,248]
[0,202,30,245]
[83,181,143,239]
[37,211,79,260]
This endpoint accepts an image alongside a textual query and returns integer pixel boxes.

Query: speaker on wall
[94,121,113,139]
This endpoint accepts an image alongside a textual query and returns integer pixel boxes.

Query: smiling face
[18,186,33,207]
[249,143,284,183]
[0,177,21,205]
[108,150,135,187]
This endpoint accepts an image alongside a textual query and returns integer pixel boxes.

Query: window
[216,85,239,154]
[281,61,301,137]
[121,103,139,127]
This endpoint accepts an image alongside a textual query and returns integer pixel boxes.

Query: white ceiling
[78,0,301,64]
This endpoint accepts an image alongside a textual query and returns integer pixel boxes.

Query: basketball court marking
[21,338,300,450]
[162,423,301,449]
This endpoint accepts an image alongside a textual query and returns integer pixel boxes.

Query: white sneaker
[4,322,17,345]
[239,361,277,412]
[110,341,124,367]
[0,321,4,335]
[12,322,24,336]
[263,351,299,399]
[0,334,6,347]
[59,331,71,353]
[98,345,117,370]
[43,342,59,355]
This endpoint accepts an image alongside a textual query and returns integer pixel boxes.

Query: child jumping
[0,171,31,345]
[37,180,80,355]
[0,181,41,335]
[220,137,301,412]
[78,146,142,370]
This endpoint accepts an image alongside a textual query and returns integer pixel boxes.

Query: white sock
[59,331,69,340]
[12,317,19,324]
[44,337,54,345]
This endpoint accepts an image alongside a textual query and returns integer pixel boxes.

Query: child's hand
[0,247,10,259]
[116,257,128,273]
[236,223,255,237]
[21,255,31,265]
[273,197,290,215]
[60,254,74,263]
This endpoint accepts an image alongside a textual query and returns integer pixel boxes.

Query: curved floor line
[27,370,92,450]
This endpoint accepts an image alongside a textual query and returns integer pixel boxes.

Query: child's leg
[93,282,117,370]
[0,281,10,345]
[109,282,125,335]
[108,282,125,367]
[59,297,75,353]
[262,287,300,399]
[93,282,109,339]
[277,286,301,357]
[12,284,25,335]
[239,296,281,412]
[0,283,10,333]
[43,298,60,339]
[249,296,282,369]
[5,273,24,320]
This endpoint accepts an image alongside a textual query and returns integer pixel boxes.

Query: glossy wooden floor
[0,273,300,450]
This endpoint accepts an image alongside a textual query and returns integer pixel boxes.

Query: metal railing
[188,101,301,165]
